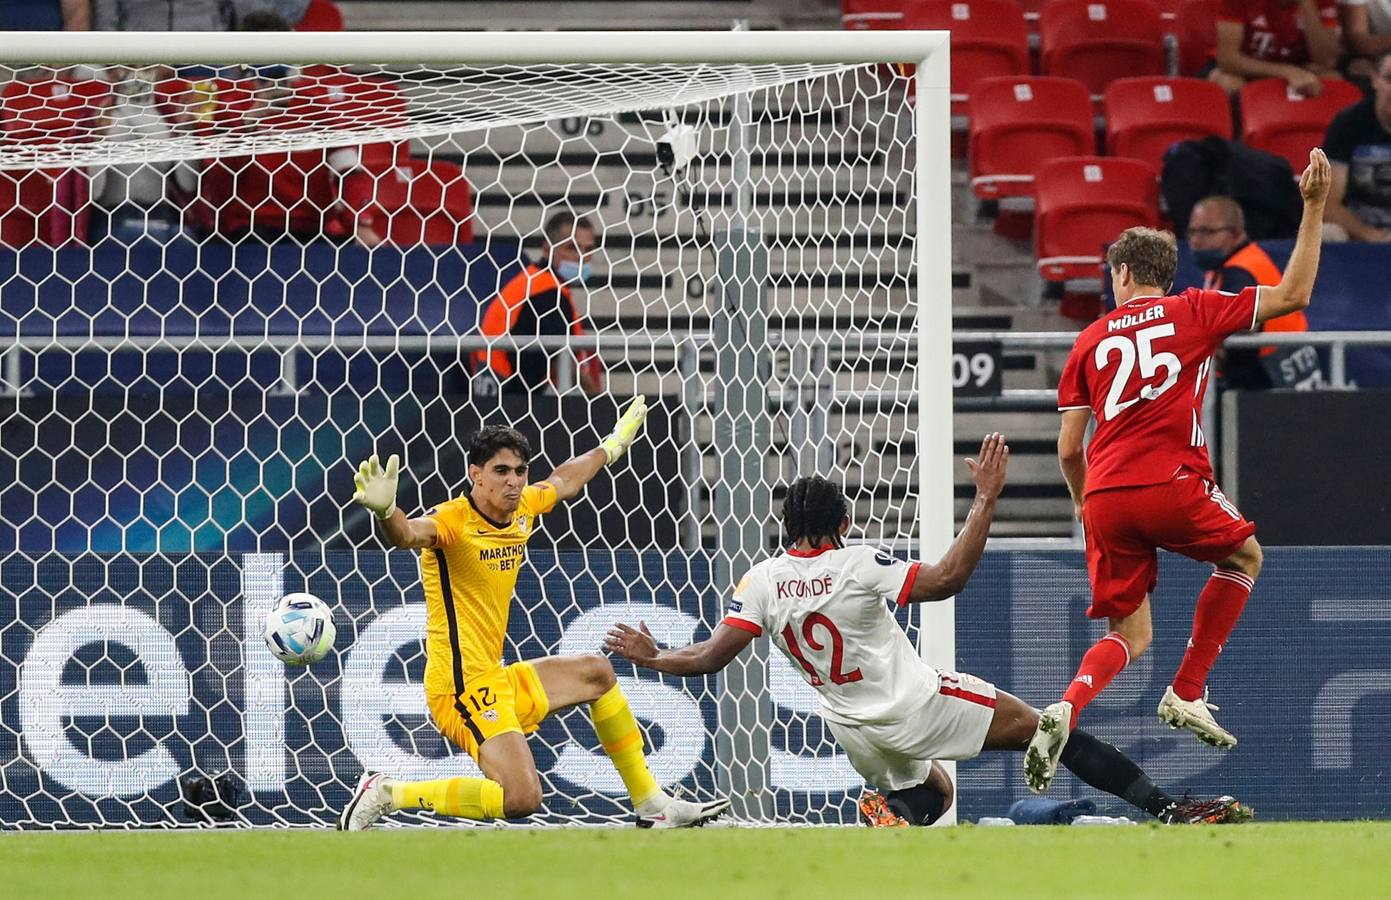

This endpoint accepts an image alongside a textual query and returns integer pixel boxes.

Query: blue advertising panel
[2,547,1387,828]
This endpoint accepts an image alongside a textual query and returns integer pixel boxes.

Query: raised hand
[600,395,648,464]
[352,453,400,520]
[965,432,1009,503]
[1300,148,1332,205]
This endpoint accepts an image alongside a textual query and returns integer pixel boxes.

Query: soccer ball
[264,593,336,666]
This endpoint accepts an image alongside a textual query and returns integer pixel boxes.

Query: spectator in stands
[471,212,604,397]
[1211,0,1343,95]
[0,0,90,29]
[90,67,196,244]
[1188,195,1314,388]
[1322,48,1391,240]
[1339,0,1391,71]
[92,0,243,30]
[246,0,309,26]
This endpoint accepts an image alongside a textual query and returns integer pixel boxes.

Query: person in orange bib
[1187,195,1316,388]
[472,211,603,396]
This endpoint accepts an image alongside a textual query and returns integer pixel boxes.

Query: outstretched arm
[352,454,439,549]
[547,395,648,503]
[903,432,1009,604]
[605,621,755,677]
[1259,148,1332,323]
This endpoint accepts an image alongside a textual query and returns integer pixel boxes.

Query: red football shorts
[1082,468,1256,620]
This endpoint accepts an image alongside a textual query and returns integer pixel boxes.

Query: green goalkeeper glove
[353,453,400,520]
[600,395,648,465]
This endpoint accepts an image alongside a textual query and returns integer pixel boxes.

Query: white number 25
[1094,323,1181,422]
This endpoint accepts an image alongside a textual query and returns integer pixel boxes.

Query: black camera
[179,772,246,824]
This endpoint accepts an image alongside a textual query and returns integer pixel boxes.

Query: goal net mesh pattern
[0,58,921,828]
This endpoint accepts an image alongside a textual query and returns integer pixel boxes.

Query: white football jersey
[723,545,936,726]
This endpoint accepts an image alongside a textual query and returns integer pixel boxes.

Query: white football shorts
[825,669,998,792]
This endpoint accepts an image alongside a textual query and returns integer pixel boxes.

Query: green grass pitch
[4,822,1387,899]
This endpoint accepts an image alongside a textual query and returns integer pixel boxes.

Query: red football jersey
[1057,287,1262,495]
[1217,0,1339,64]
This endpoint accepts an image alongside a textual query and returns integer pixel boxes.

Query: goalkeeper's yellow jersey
[419,481,558,697]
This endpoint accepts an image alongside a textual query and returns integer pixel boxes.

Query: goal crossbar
[0,29,947,66]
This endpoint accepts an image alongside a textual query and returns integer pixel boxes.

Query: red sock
[1061,633,1132,729]
[1172,569,1254,701]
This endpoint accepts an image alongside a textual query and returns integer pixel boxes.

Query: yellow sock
[591,684,663,811]
[390,777,504,819]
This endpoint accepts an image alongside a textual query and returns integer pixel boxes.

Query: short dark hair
[543,211,596,246]
[782,476,850,547]
[1105,227,1178,290]
[468,425,532,468]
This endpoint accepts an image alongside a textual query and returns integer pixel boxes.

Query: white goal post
[0,29,954,828]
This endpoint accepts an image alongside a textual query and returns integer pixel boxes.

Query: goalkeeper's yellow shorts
[427,661,550,760]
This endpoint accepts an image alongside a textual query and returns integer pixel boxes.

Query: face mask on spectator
[1191,247,1227,271]
[556,260,591,284]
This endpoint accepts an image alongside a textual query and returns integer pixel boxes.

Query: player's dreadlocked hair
[468,425,533,468]
[782,475,850,548]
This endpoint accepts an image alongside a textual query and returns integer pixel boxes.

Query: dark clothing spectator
[470,213,604,397]
[1323,92,1391,239]
[1,0,89,29]
[1188,195,1315,388]
[93,0,238,30]
[247,0,308,25]
[472,264,603,396]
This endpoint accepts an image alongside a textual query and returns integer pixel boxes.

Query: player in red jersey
[1023,149,1333,794]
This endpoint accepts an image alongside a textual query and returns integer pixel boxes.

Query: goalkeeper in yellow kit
[339,396,729,829]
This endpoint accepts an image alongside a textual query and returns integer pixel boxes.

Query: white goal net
[0,31,951,828]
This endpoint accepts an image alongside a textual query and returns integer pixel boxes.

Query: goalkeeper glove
[600,395,648,465]
[353,453,400,520]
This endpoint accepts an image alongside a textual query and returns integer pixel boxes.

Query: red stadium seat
[842,0,905,29]
[968,76,1095,199]
[1035,156,1159,281]
[1104,76,1233,171]
[1240,78,1365,173]
[1,77,109,146]
[0,168,93,248]
[1151,0,1184,22]
[0,78,108,247]
[1174,0,1218,76]
[1016,0,1048,25]
[903,0,1029,119]
[343,157,475,247]
[1039,0,1166,99]
[289,68,409,134]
